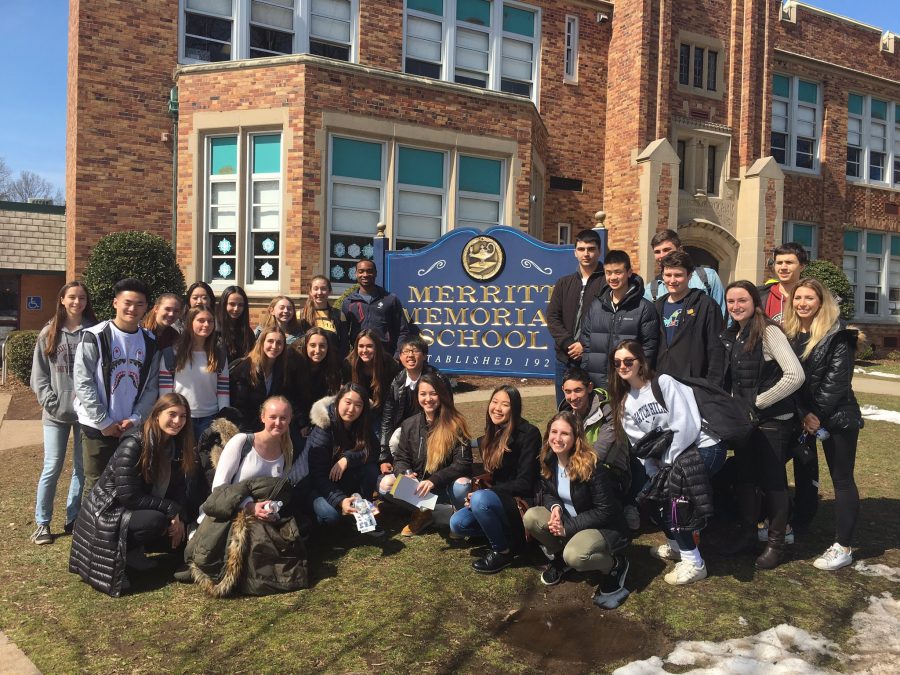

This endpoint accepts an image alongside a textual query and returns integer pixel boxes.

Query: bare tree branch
[6,170,57,203]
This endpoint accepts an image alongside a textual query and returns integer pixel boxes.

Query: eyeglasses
[614,358,637,368]
[401,348,423,355]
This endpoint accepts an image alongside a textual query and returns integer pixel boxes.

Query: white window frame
[457,153,506,231]
[557,223,572,245]
[401,0,542,104]
[782,221,818,261]
[846,94,900,189]
[179,0,359,64]
[564,15,578,83]
[843,229,900,322]
[771,74,822,174]
[847,95,863,179]
[203,131,284,293]
[182,0,236,64]
[394,145,449,249]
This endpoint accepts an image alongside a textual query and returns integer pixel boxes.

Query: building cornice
[774,48,900,89]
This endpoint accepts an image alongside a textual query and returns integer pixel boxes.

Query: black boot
[756,490,790,570]
[722,483,760,557]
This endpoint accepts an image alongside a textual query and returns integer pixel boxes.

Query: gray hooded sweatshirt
[30,320,94,424]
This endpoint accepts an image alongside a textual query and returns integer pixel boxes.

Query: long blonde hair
[245,325,287,387]
[420,373,471,474]
[259,395,294,472]
[783,278,840,360]
[538,411,597,483]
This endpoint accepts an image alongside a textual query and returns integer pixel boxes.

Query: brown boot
[756,490,790,570]
[401,509,433,536]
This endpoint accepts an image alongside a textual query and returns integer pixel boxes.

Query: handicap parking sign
[26,296,42,311]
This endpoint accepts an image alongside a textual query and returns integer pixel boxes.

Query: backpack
[649,375,758,446]
[652,266,712,300]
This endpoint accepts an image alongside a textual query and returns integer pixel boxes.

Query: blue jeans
[312,497,342,525]
[192,415,216,440]
[313,463,380,525]
[554,357,570,406]
[661,441,727,551]
[35,422,84,526]
[449,489,511,552]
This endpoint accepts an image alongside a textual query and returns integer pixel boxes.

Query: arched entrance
[684,246,719,272]
[677,219,739,284]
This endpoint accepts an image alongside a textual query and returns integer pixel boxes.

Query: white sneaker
[624,504,641,530]
[813,543,853,571]
[649,543,681,562]
[664,560,708,585]
[757,524,795,544]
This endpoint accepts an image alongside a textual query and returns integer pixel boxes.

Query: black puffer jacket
[68,434,204,597]
[380,364,451,462]
[393,412,472,490]
[579,274,659,389]
[229,356,286,432]
[546,268,605,363]
[639,445,713,531]
[719,323,793,419]
[794,320,863,432]
[539,454,627,550]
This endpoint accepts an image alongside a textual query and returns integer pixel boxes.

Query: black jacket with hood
[380,364,451,462]
[546,267,605,364]
[654,287,725,383]
[393,411,472,490]
[579,274,659,389]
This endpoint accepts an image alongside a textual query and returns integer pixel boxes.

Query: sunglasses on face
[614,358,637,368]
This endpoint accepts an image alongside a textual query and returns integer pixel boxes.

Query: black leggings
[736,419,792,492]
[822,428,860,547]
[127,510,169,547]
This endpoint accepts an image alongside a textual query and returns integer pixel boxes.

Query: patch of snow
[860,405,900,425]
[853,561,900,583]
[615,594,899,675]
[854,367,900,380]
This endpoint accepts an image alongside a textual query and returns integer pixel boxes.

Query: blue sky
[0,1,897,197]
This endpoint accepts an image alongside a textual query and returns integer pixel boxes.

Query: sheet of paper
[390,474,439,511]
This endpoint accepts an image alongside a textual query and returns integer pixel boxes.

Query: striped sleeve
[217,359,230,410]
[159,361,175,395]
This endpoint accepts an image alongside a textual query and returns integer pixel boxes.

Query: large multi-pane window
[403,0,541,101]
[771,74,820,171]
[181,0,356,63]
[205,132,283,290]
[846,94,900,187]
[326,134,507,284]
[843,230,900,320]
[677,40,719,92]
[782,221,818,261]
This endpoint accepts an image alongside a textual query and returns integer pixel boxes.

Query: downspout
[168,86,179,247]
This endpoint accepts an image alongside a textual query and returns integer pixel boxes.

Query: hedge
[4,330,39,384]
[83,231,186,321]
[801,259,855,321]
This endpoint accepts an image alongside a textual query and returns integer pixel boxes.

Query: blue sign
[26,296,42,311]
[377,226,607,378]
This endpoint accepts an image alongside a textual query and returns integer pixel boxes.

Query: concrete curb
[0,631,40,674]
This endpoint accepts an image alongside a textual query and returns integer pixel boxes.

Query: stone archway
[677,219,739,284]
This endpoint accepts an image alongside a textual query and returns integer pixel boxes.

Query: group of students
[30,236,863,603]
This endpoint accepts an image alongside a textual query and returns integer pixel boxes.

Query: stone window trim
[846,93,900,189]
[402,0,543,105]
[675,31,724,102]
[782,221,818,261]
[564,14,579,84]
[557,222,572,245]
[672,128,730,199]
[843,229,900,322]
[178,0,360,65]
[771,73,822,175]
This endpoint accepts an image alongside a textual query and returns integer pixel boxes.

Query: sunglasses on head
[614,357,637,368]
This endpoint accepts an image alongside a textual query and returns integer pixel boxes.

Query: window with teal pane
[867,232,884,255]
[773,74,790,98]
[502,5,534,37]
[891,235,900,257]
[848,93,863,115]
[459,156,501,194]
[798,80,817,104]
[895,105,900,124]
[844,231,859,252]
[871,99,888,121]
[252,135,281,174]
[457,0,490,25]
[399,147,444,188]
[211,137,238,175]
[407,0,443,15]
[793,224,813,248]
[332,137,382,181]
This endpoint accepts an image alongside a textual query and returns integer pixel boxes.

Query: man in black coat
[546,229,605,404]
[342,259,412,357]
[653,250,725,384]
[579,250,659,390]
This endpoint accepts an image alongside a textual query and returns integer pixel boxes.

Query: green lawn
[0,393,897,673]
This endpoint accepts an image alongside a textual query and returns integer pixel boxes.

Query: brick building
[67,1,900,346]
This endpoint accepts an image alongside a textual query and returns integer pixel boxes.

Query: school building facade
[66,1,900,347]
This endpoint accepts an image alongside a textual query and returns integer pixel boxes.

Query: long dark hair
[330,383,372,462]
[185,281,216,316]
[140,393,197,483]
[538,411,596,482]
[45,281,96,359]
[347,329,389,409]
[725,280,779,352]
[481,384,523,473]
[174,307,220,372]
[608,340,655,441]
[217,285,254,361]
[294,327,341,394]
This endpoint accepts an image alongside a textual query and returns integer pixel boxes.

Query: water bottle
[263,500,283,517]
[351,492,377,533]
[815,428,830,441]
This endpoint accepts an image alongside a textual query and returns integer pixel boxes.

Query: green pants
[523,506,614,573]
[81,431,120,499]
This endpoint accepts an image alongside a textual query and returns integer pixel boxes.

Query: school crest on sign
[462,235,505,281]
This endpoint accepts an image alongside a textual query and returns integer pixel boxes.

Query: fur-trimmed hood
[205,416,241,470]
[309,395,336,430]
